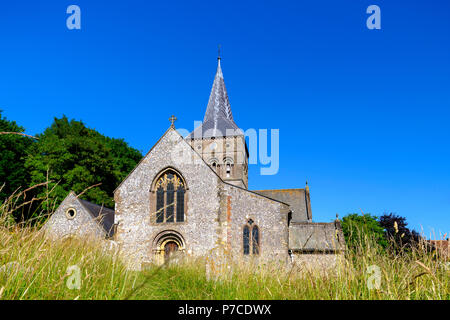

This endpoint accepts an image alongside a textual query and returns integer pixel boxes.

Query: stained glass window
[243,220,260,256]
[252,226,259,255]
[154,170,185,223]
[156,186,164,223]
[166,181,174,222]
[176,186,185,222]
[243,225,250,255]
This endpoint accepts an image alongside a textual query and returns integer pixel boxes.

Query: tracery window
[154,170,185,223]
[243,219,260,255]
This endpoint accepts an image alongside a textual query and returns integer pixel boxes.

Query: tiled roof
[289,221,345,252]
[253,189,312,222]
[79,199,115,238]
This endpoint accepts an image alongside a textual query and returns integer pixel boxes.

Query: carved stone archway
[152,230,185,265]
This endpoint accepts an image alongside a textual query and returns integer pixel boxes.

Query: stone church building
[44,58,345,270]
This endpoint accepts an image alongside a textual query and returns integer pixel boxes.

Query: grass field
[0,223,448,300]
[0,189,448,300]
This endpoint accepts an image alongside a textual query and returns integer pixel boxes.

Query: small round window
[65,208,77,220]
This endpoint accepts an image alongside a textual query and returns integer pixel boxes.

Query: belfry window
[224,158,234,178]
[243,219,260,255]
[209,158,219,173]
[154,170,186,223]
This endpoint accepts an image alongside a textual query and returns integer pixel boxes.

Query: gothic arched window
[153,170,186,223]
[243,225,250,255]
[243,219,260,255]
[252,225,259,255]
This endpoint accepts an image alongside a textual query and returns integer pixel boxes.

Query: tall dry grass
[0,184,139,300]
[0,184,448,300]
[128,240,449,300]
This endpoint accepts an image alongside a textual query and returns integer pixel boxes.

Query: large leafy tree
[0,111,34,202]
[25,116,142,214]
[341,213,388,250]
[379,213,421,250]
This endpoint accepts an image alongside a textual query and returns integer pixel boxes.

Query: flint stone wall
[114,128,223,269]
[221,184,290,264]
[43,192,105,239]
[114,128,290,270]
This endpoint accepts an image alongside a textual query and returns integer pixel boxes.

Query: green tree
[0,111,34,202]
[25,116,142,216]
[379,213,422,251]
[341,213,388,250]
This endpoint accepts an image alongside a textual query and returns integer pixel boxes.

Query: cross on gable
[169,115,177,127]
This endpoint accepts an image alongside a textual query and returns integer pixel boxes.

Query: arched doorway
[164,241,179,261]
[153,230,185,265]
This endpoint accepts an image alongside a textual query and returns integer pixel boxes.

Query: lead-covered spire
[203,59,234,123]
[187,58,242,139]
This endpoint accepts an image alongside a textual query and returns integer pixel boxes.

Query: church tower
[186,57,249,189]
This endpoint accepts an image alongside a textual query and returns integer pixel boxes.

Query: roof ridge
[78,198,114,211]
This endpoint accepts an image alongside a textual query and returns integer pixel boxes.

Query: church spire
[186,53,241,139]
[203,57,235,123]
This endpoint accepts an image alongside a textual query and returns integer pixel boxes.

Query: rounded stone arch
[153,229,186,249]
[223,157,234,177]
[208,158,220,176]
[150,166,189,192]
[208,157,220,166]
[152,230,186,264]
[223,156,234,165]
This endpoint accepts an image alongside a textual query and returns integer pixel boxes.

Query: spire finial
[217,44,221,61]
[169,115,177,128]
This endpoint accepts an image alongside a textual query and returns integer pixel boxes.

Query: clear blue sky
[0,1,449,237]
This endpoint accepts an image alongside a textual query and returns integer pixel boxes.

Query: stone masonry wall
[114,128,224,270]
[188,135,248,188]
[221,184,290,264]
[43,192,105,240]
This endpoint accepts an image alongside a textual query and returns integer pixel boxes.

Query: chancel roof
[289,221,345,252]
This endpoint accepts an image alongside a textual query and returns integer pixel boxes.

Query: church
[44,57,345,271]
